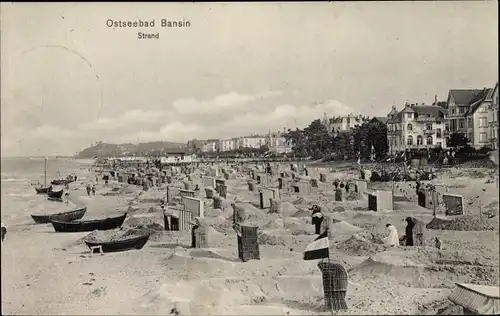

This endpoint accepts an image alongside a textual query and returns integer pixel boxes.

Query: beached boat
[47,197,64,202]
[51,213,127,233]
[35,187,51,194]
[47,189,64,199]
[84,234,150,253]
[30,206,87,224]
[50,179,74,185]
[35,157,51,194]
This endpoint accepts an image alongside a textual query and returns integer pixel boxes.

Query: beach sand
[1,163,499,315]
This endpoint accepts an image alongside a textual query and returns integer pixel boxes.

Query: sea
[1,157,95,226]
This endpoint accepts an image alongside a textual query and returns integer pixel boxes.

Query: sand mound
[290,208,310,218]
[332,205,346,212]
[135,275,328,315]
[281,202,300,217]
[263,219,284,229]
[292,197,307,206]
[204,207,223,218]
[330,221,363,235]
[426,216,498,231]
[351,249,500,288]
[345,191,360,201]
[258,230,286,246]
[336,234,389,256]
[228,202,267,226]
[210,216,234,233]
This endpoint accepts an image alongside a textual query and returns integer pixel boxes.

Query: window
[451,108,455,114]
[437,128,442,138]
[426,123,433,130]
[417,135,423,145]
[407,123,413,131]
[479,117,487,127]
[459,107,465,114]
[459,120,465,129]
[427,136,433,145]
[437,142,442,147]
[467,118,472,126]
[479,132,487,142]
[407,135,413,145]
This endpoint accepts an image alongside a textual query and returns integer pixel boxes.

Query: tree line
[283,119,388,161]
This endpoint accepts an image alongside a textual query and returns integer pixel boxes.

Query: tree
[258,144,270,154]
[436,101,447,108]
[303,119,332,156]
[350,120,388,159]
[448,132,469,148]
[332,132,350,158]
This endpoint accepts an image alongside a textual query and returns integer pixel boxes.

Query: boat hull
[47,189,64,199]
[31,207,86,224]
[51,179,74,186]
[35,187,51,194]
[85,234,150,253]
[51,213,127,232]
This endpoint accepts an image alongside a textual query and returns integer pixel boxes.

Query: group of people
[309,204,419,247]
[333,180,352,193]
[86,183,96,197]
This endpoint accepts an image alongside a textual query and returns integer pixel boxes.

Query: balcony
[423,129,436,134]
[415,117,439,123]
[388,130,402,135]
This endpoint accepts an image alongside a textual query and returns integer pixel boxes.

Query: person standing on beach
[1,221,7,242]
[310,205,324,235]
[91,185,96,196]
[383,224,399,247]
[86,184,91,197]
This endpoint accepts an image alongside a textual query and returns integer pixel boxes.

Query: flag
[357,156,361,165]
[370,144,375,161]
[303,230,329,260]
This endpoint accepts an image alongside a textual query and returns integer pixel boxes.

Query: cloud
[1,90,355,156]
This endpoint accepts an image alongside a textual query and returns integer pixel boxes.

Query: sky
[1,2,498,157]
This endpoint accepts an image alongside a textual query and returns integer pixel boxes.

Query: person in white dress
[383,223,399,247]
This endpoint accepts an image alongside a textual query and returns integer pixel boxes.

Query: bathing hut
[449,283,499,315]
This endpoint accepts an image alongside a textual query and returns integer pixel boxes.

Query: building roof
[371,117,388,124]
[386,105,447,123]
[448,89,484,106]
[467,88,494,115]
[412,105,447,118]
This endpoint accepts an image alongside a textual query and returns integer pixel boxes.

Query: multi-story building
[488,83,499,150]
[386,103,448,154]
[201,140,218,153]
[265,131,293,154]
[236,135,267,149]
[467,88,495,149]
[194,132,294,153]
[446,87,496,149]
[322,113,370,135]
[217,138,237,152]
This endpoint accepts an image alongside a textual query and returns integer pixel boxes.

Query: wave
[6,192,35,197]
[1,177,29,182]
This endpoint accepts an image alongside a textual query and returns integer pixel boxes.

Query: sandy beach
[1,160,499,315]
